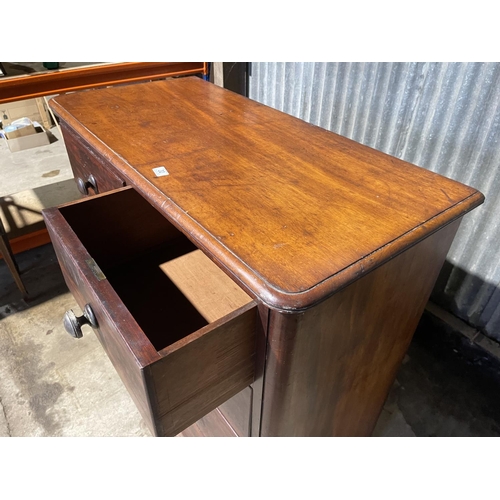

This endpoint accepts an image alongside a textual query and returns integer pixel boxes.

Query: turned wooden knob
[63,304,98,339]
[76,174,98,195]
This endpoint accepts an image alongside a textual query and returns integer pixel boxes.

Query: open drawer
[42,187,257,436]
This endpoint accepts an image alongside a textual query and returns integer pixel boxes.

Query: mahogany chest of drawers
[43,77,483,436]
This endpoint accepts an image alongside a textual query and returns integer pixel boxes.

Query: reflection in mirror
[0,62,106,77]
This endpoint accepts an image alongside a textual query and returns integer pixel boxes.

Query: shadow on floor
[0,179,79,239]
[0,243,68,319]
[391,308,500,437]
[1,62,37,75]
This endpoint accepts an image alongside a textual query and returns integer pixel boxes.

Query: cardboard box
[0,98,52,129]
[5,124,36,140]
[3,122,50,152]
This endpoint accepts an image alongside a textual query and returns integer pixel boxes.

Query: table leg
[0,220,28,297]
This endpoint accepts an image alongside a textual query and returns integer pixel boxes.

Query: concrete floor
[0,122,80,239]
[0,121,74,198]
[1,113,500,437]
[0,245,150,437]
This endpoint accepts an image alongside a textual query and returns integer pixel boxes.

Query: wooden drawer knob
[63,304,98,338]
[76,174,98,195]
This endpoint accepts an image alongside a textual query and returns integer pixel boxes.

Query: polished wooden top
[50,77,484,311]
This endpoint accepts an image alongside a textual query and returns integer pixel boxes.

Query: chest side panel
[260,219,461,436]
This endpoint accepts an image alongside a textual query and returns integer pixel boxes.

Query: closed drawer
[43,187,257,436]
[62,124,126,196]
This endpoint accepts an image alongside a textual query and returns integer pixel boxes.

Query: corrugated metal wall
[249,62,500,341]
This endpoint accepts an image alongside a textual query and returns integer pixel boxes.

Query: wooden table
[42,77,483,436]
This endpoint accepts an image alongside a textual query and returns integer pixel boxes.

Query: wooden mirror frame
[0,62,207,104]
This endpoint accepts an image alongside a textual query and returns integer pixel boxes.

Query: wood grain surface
[62,124,126,195]
[150,303,257,437]
[260,219,461,436]
[49,77,484,311]
[160,249,253,323]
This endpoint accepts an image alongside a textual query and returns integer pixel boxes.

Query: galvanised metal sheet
[249,62,500,341]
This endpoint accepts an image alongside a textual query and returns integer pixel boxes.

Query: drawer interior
[59,188,253,352]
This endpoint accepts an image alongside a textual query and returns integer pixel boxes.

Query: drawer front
[148,306,256,436]
[62,124,126,196]
[45,202,159,432]
[43,188,257,437]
